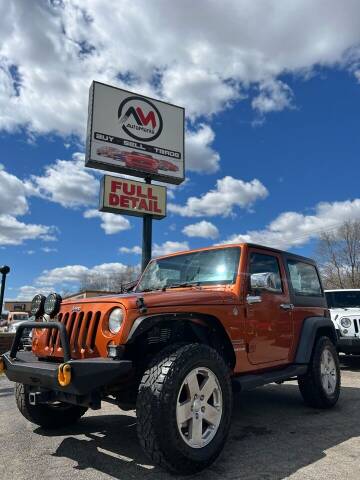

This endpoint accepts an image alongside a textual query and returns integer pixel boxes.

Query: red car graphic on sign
[158,159,179,172]
[96,146,123,160]
[96,147,173,175]
[123,151,160,173]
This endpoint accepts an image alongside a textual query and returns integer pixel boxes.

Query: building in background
[4,301,32,315]
[63,290,119,301]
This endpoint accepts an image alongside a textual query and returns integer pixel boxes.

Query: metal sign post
[142,178,152,272]
[0,265,10,318]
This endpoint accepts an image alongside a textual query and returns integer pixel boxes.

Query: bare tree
[79,265,140,293]
[316,220,360,289]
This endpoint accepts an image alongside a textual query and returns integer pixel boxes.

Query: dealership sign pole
[0,265,10,318]
[86,81,184,271]
[142,178,152,272]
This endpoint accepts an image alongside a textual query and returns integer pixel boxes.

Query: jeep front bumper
[1,320,133,396]
[2,351,133,395]
[337,337,360,354]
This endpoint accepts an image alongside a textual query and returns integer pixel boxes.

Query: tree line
[317,220,360,289]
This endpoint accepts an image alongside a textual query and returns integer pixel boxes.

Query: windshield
[12,314,28,321]
[136,247,241,292]
[325,291,360,309]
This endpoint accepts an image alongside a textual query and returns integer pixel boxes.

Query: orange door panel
[246,249,294,365]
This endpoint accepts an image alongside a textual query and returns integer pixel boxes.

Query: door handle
[246,294,262,304]
[280,303,294,311]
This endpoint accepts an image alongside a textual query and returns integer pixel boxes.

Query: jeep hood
[62,288,237,310]
[330,307,360,319]
[129,288,237,310]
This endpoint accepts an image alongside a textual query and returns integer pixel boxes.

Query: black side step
[232,364,308,392]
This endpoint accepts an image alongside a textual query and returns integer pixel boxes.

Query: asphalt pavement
[1,356,360,480]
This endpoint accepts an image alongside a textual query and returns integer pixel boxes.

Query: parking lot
[0,356,360,480]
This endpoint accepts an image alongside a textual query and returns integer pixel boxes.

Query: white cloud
[221,198,360,250]
[37,262,129,287]
[0,165,30,216]
[169,176,268,217]
[162,66,239,119]
[183,220,219,239]
[119,246,142,255]
[120,241,190,256]
[84,209,131,234]
[41,247,58,253]
[185,124,220,173]
[0,165,56,244]
[30,153,99,208]
[17,260,141,299]
[16,285,54,301]
[1,1,360,138]
[252,79,294,114]
[0,213,54,246]
[153,241,189,257]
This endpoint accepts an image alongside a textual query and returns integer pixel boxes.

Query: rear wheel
[15,383,87,429]
[136,343,233,474]
[298,336,340,408]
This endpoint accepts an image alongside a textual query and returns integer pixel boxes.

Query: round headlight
[108,308,124,334]
[44,293,62,316]
[340,317,352,328]
[31,294,46,317]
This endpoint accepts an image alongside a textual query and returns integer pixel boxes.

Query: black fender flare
[295,316,337,364]
[126,312,236,368]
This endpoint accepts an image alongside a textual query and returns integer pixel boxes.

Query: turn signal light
[57,363,71,387]
[0,358,5,373]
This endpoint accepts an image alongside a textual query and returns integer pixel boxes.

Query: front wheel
[298,336,340,409]
[136,344,233,474]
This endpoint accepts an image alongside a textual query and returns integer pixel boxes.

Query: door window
[287,260,322,296]
[249,253,283,293]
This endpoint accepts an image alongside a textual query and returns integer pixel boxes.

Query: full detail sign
[99,175,167,219]
[86,81,185,185]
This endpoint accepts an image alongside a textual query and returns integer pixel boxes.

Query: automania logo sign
[118,96,163,142]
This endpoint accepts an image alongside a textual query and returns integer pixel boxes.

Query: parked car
[0,314,8,330]
[123,151,160,173]
[158,159,179,172]
[7,312,29,323]
[325,289,360,354]
[1,243,340,474]
[7,319,32,350]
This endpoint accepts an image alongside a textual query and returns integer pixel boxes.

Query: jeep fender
[126,312,236,369]
[295,316,337,364]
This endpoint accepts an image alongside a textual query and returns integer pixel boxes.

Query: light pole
[0,265,10,318]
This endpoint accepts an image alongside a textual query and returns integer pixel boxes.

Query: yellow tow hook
[57,363,72,387]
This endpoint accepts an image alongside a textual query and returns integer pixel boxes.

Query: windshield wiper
[138,287,164,293]
[163,281,201,291]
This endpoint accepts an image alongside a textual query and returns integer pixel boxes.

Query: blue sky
[1,1,360,300]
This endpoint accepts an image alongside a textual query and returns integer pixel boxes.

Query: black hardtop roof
[244,243,317,265]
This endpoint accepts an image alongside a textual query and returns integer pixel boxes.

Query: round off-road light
[340,317,351,328]
[108,308,124,334]
[31,294,46,317]
[44,293,62,317]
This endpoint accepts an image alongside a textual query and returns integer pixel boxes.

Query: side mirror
[250,272,280,293]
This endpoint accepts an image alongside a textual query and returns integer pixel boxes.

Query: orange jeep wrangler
[1,243,340,474]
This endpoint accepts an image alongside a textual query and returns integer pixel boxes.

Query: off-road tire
[15,383,87,429]
[298,336,340,409]
[136,343,233,474]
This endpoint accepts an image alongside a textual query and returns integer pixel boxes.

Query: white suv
[325,289,360,354]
